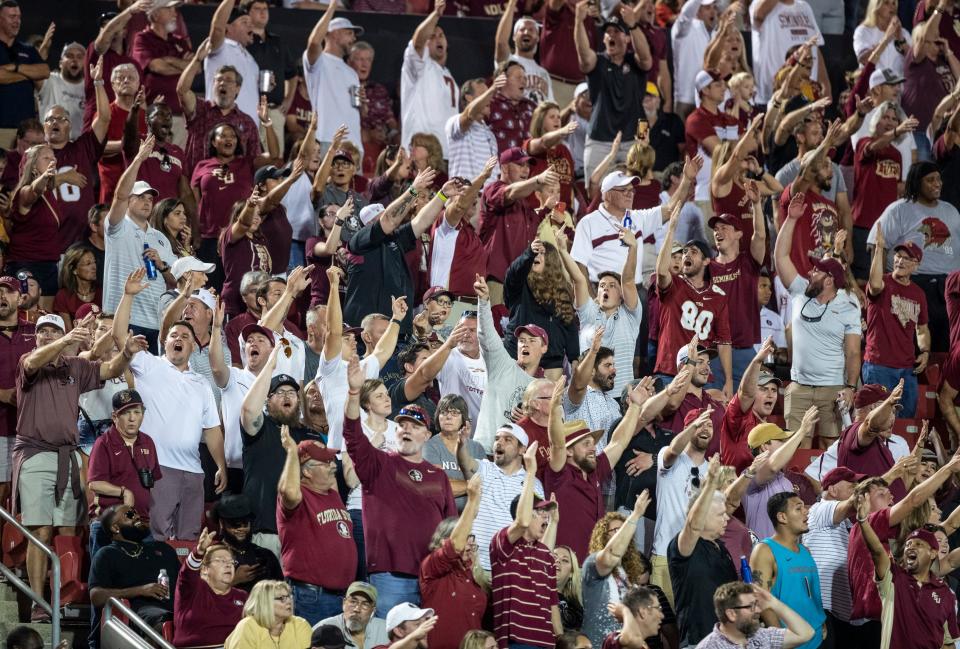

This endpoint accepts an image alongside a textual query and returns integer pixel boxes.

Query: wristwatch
[334,218,345,227]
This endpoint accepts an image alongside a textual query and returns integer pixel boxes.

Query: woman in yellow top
[224,580,312,649]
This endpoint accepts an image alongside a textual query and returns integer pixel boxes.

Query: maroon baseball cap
[820,467,866,491]
[298,440,337,465]
[499,147,533,166]
[905,527,940,552]
[0,276,19,293]
[515,324,549,346]
[894,241,923,262]
[809,256,847,289]
[332,149,355,164]
[422,286,454,304]
[854,383,889,409]
[395,404,432,429]
[707,213,743,231]
[74,303,101,321]
[683,408,704,427]
[241,323,275,346]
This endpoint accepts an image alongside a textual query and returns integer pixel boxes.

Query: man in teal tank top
[749,491,827,648]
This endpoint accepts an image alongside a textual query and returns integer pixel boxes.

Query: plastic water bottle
[740,556,753,584]
[143,243,157,280]
[621,214,633,246]
[837,396,852,428]
[158,568,169,598]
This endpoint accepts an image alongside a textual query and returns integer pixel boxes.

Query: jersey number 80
[680,301,714,339]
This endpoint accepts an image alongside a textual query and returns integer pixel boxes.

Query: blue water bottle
[621,214,633,246]
[740,556,753,583]
[143,243,157,280]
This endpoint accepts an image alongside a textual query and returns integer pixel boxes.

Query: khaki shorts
[19,451,84,527]
[650,554,675,608]
[784,382,842,440]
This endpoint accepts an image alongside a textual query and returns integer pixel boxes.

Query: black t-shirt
[246,31,296,107]
[242,416,323,534]
[230,542,284,592]
[649,111,686,172]
[612,422,673,516]
[667,535,737,646]
[345,221,415,334]
[88,540,181,614]
[0,39,42,128]
[587,52,647,142]
[388,377,438,422]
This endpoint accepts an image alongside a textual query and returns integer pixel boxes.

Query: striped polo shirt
[490,527,558,649]
[805,498,854,621]
[103,216,177,330]
[474,459,544,571]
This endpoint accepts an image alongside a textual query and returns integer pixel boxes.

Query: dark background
[23,1,856,104]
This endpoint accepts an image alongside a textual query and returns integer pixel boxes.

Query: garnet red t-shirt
[277,487,357,590]
[478,180,541,282]
[914,1,960,63]
[545,453,613,560]
[286,91,313,133]
[712,180,759,256]
[191,157,255,239]
[848,507,897,621]
[640,22,667,86]
[525,140,575,210]
[8,188,62,262]
[540,3,596,82]
[55,130,107,252]
[259,206,293,275]
[87,426,162,519]
[865,274,928,369]
[219,233,272,316]
[173,557,246,648]
[130,29,189,115]
[653,275,732,376]
[837,421,906,503]
[684,106,739,157]
[853,137,901,229]
[719,393,761,473]
[52,288,102,320]
[129,143,187,202]
[99,102,147,204]
[778,184,840,279]
[709,252,761,348]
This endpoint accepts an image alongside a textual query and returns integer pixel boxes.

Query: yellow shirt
[224,616,313,649]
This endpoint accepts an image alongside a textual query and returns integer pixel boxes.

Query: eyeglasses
[274,594,292,602]
[208,558,239,567]
[344,597,373,609]
[433,298,453,308]
[273,388,299,398]
[729,601,761,610]
[799,297,829,323]
[44,115,69,124]
[690,466,701,489]
[332,160,355,170]
[642,603,663,612]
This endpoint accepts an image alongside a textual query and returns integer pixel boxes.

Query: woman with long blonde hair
[554,545,584,631]
[224,580,311,649]
[580,492,652,646]
[459,630,496,649]
[854,0,910,74]
[624,141,660,208]
[502,238,580,381]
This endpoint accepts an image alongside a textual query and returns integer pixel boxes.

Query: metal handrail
[103,598,175,649]
[0,506,60,646]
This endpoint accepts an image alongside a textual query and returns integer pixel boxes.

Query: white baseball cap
[171,256,215,281]
[359,203,385,226]
[868,68,904,89]
[36,314,66,332]
[187,288,216,312]
[385,603,434,633]
[694,69,724,93]
[496,422,529,447]
[328,17,365,34]
[574,82,589,99]
[131,180,158,197]
[600,170,639,195]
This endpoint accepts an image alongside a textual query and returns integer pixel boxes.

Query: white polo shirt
[130,352,219,473]
[571,205,660,282]
[205,38,261,124]
[302,51,362,152]
[103,216,178,330]
[318,352,381,451]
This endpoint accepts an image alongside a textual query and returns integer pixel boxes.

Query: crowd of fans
[2,0,960,648]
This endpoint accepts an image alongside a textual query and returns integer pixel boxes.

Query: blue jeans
[349,509,367,581]
[708,348,759,392]
[915,131,933,163]
[862,362,918,418]
[289,580,345,627]
[288,241,306,272]
[369,572,420,618]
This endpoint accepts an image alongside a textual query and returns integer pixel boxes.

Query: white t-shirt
[205,38,260,124]
[571,205,661,282]
[851,111,916,182]
[302,51,362,152]
[79,376,129,421]
[400,40,459,152]
[508,54,554,105]
[281,173,318,242]
[853,24,911,77]
[750,0,824,104]
[37,72,85,141]
[130,352,219,473]
[220,366,256,469]
[318,352,382,451]
[435,348,487,424]
[671,0,712,106]
[652,447,707,556]
[758,305,787,351]
[787,275,862,386]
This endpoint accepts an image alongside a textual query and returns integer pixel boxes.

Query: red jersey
[419,538,488,649]
[719,394,761,473]
[838,421,906,502]
[54,130,106,252]
[478,180,541,283]
[545,454,613,560]
[653,275,732,376]
[848,508,897,621]
[129,142,186,202]
[853,138,901,230]
[99,102,147,203]
[82,44,140,131]
[191,157,255,239]
[277,487,357,590]
[778,184,841,279]
[865,274,928,369]
[130,29,189,115]
[709,253,761,348]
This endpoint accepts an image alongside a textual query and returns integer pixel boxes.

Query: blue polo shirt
[0,39,42,128]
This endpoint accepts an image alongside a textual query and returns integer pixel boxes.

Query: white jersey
[750,0,824,104]
[302,51,363,152]
[853,24,911,77]
[435,348,487,424]
[671,0,712,106]
[205,38,260,124]
[37,72,85,141]
[508,54,553,105]
[401,40,459,153]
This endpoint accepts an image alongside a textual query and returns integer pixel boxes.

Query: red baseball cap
[854,384,889,409]
[499,147,533,166]
[0,276,20,293]
[683,408,704,427]
[894,241,923,262]
[707,213,743,231]
[74,303,101,321]
[515,324,549,346]
[298,440,337,464]
[395,404,432,429]
[820,467,866,491]
[422,286,454,304]
[241,323,275,346]
[809,256,847,289]
[905,528,940,552]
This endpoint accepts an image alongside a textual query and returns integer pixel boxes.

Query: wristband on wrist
[390,317,402,326]
[334,218,345,227]
[347,389,360,395]
[408,187,419,197]
[437,190,448,203]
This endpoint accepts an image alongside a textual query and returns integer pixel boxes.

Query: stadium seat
[2,514,26,569]
[53,534,88,605]
[922,363,941,389]
[916,385,939,420]
[162,620,175,643]
[789,448,825,474]
[892,419,921,450]
[166,539,196,564]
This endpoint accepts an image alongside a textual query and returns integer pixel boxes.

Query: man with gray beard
[239,344,324,558]
[317,582,388,649]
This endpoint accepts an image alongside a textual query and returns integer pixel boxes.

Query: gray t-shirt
[788,275,862,386]
[775,159,847,203]
[580,554,628,647]
[422,433,486,511]
[867,198,960,275]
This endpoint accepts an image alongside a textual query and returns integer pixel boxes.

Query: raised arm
[452,474,482,550]
[177,39,211,121]
[507,442,540,543]
[277,425,303,509]
[713,114,763,192]
[413,0,446,55]
[112,269,147,345]
[756,406,817,483]
[603,379,654,466]
[738,338,775,412]
[774,192,804,289]
[209,299,230,389]
[106,134,155,227]
[526,121,578,156]
[408,321,467,396]
[305,1,337,65]
[867,222,886,297]
[21,327,91,376]
[548,377,569,472]
[411,178,461,237]
[656,202,681,291]
[494,0,518,65]
[94,0,148,55]
[260,265,313,333]
[209,0,236,54]
[856,493,890,579]
[555,230,591,308]
[619,3,652,70]
[677,454,720,556]
[457,431,480,479]
[367,297,405,368]
[90,57,111,143]
[619,229,639,310]
[890,447,960,526]
[746,180,766,264]
[569,326,603,406]
[595,491,650,575]
[258,159,305,214]
[663,407,712,469]
[573,0,598,74]
[240,345,280,435]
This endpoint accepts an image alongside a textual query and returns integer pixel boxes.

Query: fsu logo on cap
[337,521,350,539]
[408,469,423,483]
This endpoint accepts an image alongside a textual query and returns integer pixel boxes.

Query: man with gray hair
[37,42,85,140]
[98,62,144,203]
[303,304,327,381]
[445,75,502,183]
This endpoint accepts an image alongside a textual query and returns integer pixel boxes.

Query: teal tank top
[761,537,826,649]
